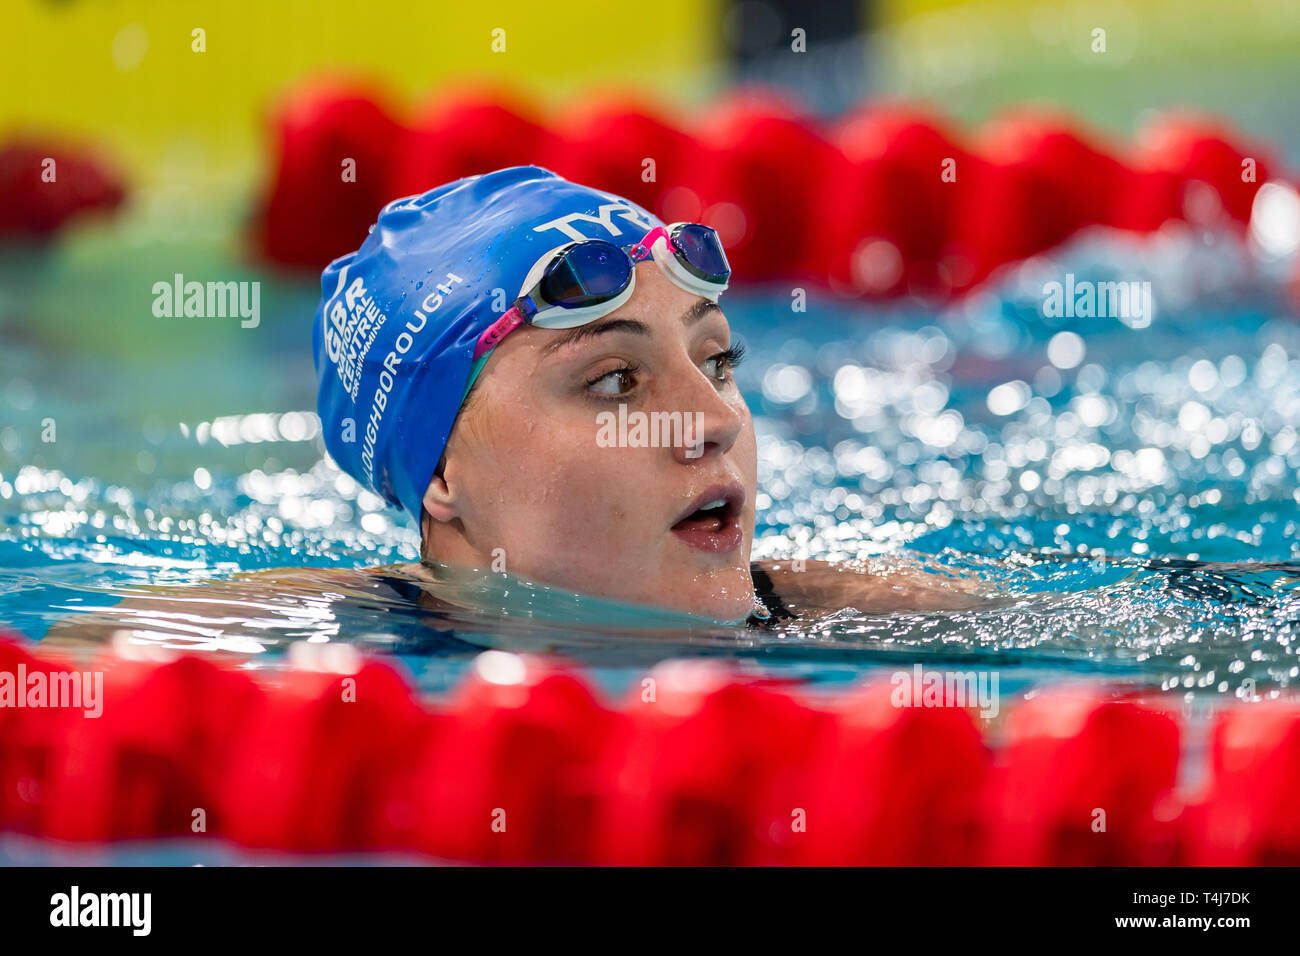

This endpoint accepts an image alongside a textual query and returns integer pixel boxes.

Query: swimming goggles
[471,222,731,364]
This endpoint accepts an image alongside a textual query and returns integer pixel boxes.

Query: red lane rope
[254,81,1294,304]
[1,634,1296,864]
[0,137,125,238]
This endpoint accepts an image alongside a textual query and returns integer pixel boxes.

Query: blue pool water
[2,224,1298,703]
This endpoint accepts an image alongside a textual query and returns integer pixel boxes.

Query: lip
[670,482,746,555]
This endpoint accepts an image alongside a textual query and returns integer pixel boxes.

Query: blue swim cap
[312,165,666,523]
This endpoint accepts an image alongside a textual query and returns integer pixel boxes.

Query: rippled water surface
[2,227,1298,701]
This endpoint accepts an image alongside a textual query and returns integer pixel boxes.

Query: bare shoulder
[755,555,999,615]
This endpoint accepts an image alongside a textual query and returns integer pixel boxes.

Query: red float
[257,78,405,270]
[409,653,617,864]
[1189,704,1300,864]
[792,677,989,864]
[823,103,973,298]
[982,689,1182,865]
[538,91,701,229]
[1133,113,1276,228]
[686,88,849,285]
[217,652,431,852]
[591,660,829,865]
[38,653,262,842]
[0,138,125,238]
[950,110,1128,290]
[388,84,552,200]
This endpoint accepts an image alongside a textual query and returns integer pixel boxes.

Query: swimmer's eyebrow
[542,299,722,355]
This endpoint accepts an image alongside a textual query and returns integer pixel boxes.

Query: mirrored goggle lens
[538,241,632,307]
[670,224,731,284]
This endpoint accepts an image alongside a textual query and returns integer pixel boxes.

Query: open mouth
[670,484,745,554]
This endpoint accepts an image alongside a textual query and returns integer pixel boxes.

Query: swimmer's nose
[670,367,747,465]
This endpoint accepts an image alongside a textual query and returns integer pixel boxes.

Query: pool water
[2,221,1298,704]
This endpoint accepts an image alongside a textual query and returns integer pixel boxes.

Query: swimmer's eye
[585,362,641,397]
[702,342,746,383]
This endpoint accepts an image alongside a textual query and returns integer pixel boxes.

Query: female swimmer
[48,167,992,647]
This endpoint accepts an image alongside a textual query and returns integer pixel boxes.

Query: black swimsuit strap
[385,572,426,604]
[748,562,796,627]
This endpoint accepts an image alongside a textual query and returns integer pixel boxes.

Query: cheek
[524,446,646,531]
[467,400,641,529]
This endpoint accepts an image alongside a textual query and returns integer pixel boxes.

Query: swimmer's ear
[421,471,459,523]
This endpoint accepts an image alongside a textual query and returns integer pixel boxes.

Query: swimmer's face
[422,260,758,621]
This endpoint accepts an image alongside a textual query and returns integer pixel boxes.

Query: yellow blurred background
[1,0,724,178]
[4,0,1298,184]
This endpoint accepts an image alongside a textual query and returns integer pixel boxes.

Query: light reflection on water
[1,228,1298,700]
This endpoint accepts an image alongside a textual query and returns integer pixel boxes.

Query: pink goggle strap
[472,305,526,360]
